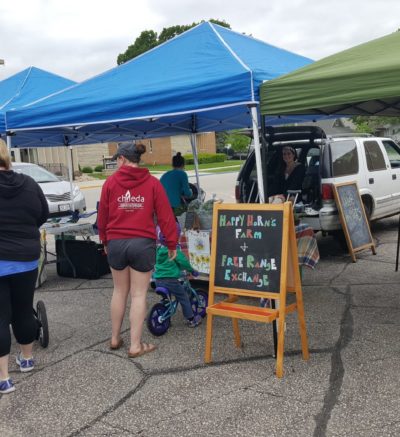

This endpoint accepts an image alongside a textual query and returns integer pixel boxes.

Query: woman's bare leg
[20,343,34,358]
[128,269,152,354]
[0,355,9,380]
[110,267,130,345]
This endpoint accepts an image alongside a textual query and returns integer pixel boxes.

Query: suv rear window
[331,140,359,176]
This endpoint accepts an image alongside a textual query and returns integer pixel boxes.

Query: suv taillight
[322,183,334,200]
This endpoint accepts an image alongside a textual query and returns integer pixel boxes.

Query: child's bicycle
[147,273,208,336]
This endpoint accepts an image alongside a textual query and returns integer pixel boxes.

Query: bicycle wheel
[36,300,49,348]
[191,289,208,318]
[147,303,171,336]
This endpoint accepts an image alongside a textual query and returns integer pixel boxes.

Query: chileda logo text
[117,190,144,209]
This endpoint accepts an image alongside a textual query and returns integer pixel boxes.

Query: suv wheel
[331,230,349,251]
[362,197,372,222]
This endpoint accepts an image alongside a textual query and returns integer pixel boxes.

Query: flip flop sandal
[128,343,157,358]
[109,338,124,350]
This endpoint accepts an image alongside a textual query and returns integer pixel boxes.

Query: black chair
[302,158,320,205]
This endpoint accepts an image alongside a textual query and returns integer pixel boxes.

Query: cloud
[1,0,399,81]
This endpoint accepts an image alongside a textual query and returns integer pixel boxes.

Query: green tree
[351,116,400,134]
[158,24,194,44]
[117,20,231,65]
[224,130,251,152]
[215,131,229,152]
[117,30,158,65]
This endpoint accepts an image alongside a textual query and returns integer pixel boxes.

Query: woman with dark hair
[269,146,305,203]
[160,152,192,215]
[98,142,177,358]
[0,142,49,394]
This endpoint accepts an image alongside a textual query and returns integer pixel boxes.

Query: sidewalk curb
[79,184,105,190]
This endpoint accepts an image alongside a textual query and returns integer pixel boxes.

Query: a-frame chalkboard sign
[332,181,376,262]
[204,202,309,378]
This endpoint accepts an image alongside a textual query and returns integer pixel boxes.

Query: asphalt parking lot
[1,216,400,437]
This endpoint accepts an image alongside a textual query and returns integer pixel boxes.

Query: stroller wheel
[147,303,171,336]
[36,300,49,348]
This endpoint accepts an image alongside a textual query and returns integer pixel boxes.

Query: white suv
[235,126,400,234]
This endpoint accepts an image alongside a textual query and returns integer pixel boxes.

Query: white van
[235,126,400,234]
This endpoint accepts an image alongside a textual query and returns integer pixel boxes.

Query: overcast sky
[1,0,399,82]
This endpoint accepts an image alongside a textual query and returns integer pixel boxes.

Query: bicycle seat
[155,286,170,298]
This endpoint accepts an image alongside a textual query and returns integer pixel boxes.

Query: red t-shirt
[97,166,177,250]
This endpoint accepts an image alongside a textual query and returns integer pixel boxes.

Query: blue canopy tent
[0,68,123,148]
[0,67,91,208]
[6,22,313,201]
[0,67,78,146]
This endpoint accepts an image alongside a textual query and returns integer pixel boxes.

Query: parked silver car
[12,162,86,217]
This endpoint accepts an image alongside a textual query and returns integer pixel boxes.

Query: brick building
[107,133,216,166]
[8,132,216,174]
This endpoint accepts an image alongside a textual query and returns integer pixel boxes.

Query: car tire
[331,230,349,251]
[362,197,372,223]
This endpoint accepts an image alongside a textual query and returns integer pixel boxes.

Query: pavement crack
[48,329,76,353]
[67,375,150,437]
[147,346,333,378]
[329,286,347,297]
[328,262,351,286]
[132,382,265,435]
[89,349,147,375]
[313,284,353,437]
[101,421,135,435]
[350,303,400,311]
[62,347,334,436]
[16,329,130,380]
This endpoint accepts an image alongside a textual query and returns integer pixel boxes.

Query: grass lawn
[143,159,244,172]
[87,160,245,179]
[89,173,107,180]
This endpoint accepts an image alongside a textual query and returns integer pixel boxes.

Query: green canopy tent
[260,31,400,117]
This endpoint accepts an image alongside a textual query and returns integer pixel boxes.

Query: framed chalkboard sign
[214,209,283,293]
[333,181,376,262]
[205,202,309,378]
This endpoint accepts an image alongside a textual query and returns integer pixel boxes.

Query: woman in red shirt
[98,143,177,358]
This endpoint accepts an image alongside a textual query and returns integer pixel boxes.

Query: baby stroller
[34,300,49,348]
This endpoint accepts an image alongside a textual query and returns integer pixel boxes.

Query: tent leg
[6,134,12,151]
[190,133,202,199]
[66,145,75,214]
[250,105,265,203]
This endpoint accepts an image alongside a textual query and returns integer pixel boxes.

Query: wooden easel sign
[332,181,376,262]
[204,202,309,378]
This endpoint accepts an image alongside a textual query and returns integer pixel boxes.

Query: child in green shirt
[154,224,201,327]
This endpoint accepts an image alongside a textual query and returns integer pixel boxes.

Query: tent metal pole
[250,105,265,203]
[190,133,202,199]
[260,114,269,200]
[6,134,12,151]
[64,141,75,214]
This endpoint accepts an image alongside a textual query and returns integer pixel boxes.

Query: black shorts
[107,238,156,272]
